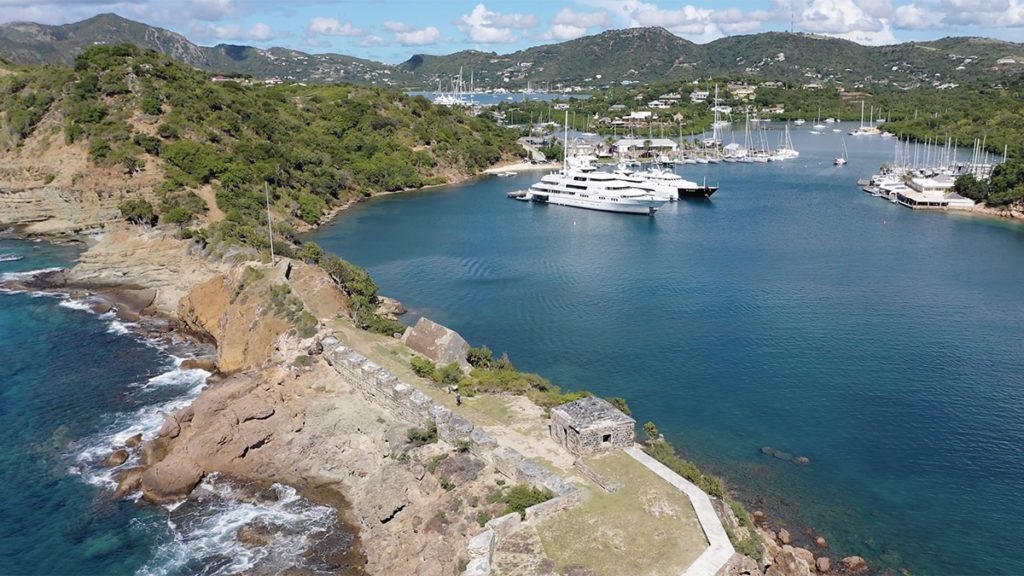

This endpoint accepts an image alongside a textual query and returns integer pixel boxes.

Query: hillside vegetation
[0,44,519,249]
[2,15,1023,89]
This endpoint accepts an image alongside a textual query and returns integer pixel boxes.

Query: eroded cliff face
[0,109,164,235]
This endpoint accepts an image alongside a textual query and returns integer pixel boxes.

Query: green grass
[535,451,707,576]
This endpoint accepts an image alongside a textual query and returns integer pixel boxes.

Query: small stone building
[549,397,635,456]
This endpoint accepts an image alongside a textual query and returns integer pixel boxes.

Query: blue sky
[2,1,1022,63]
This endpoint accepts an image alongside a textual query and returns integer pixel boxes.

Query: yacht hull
[678,186,718,199]
[534,193,660,215]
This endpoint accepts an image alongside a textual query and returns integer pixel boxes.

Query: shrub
[297,241,325,264]
[436,362,464,387]
[119,198,156,226]
[501,485,554,519]
[466,346,494,368]
[406,421,437,447]
[605,396,632,416]
[410,356,436,378]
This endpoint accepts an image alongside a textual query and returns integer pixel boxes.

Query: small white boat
[0,253,24,262]
[831,128,842,133]
[835,136,849,166]
[497,171,518,177]
[793,119,806,125]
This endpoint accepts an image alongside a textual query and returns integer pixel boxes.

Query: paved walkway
[625,446,735,576]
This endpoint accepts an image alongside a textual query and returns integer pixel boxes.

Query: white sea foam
[0,266,62,281]
[71,365,210,492]
[57,299,96,312]
[138,476,338,576]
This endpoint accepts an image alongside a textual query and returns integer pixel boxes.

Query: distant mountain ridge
[2,13,1022,88]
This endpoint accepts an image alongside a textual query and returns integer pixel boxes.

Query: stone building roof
[551,397,635,431]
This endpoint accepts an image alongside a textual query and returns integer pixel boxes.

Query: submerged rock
[236,522,275,547]
[841,556,868,573]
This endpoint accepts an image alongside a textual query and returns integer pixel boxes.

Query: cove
[310,124,1024,575]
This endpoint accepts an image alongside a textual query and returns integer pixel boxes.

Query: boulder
[180,356,218,372]
[815,557,830,573]
[157,416,181,439]
[140,456,204,503]
[753,510,766,522]
[815,536,828,549]
[792,547,815,568]
[766,546,811,576]
[721,553,763,576]
[841,556,868,573]
[376,296,406,319]
[793,456,810,466]
[139,437,170,466]
[104,449,129,467]
[88,300,113,315]
[123,434,143,449]
[400,317,470,369]
[778,528,792,545]
[113,467,146,499]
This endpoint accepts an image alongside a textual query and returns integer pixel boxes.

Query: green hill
[2,15,1023,89]
[0,44,518,248]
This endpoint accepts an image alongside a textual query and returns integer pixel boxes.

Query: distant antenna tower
[790,8,795,33]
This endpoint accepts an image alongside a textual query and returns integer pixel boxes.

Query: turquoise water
[0,239,171,573]
[0,239,341,575]
[311,125,1024,575]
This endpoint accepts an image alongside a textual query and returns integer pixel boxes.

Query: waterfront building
[549,397,635,456]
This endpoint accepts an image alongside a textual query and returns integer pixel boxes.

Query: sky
[1,0,1022,63]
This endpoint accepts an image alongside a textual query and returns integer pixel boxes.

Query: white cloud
[893,3,938,29]
[552,8,611,28]
[307,16,365,37]
[359,34,387,47]
[540,24,588,41]
[395,26,442,46]
[936,0,1024,27]
[189,21,274,42]
[383,20,412,33]
[457,3,537,44]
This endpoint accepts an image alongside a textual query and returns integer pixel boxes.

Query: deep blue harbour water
[311,124,1024,575]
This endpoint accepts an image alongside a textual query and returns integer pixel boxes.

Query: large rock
[815,557,830,573]
[778,528,792,545]
[376,296,406,320]
[104,449,129,467]
[113,466,146,499]
[841,556,868,573]
[401,317,470,369]
[140,456,204,503]
[766,546,811,576]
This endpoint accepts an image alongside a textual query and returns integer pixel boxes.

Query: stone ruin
[549,396,635,456]
[401,317,471,370]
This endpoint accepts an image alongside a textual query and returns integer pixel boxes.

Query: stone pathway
[625,447,735,576]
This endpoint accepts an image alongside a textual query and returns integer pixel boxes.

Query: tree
[119,198,156,226]
[436,362,464,387]
[644,421,660,445]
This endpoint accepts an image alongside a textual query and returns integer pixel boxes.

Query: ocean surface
[0,239,341,575]
[310,123,1024,575]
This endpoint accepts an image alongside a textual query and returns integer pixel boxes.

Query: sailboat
[834,136,849,166]
[849,102,881,136]
[813,108,826,130]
